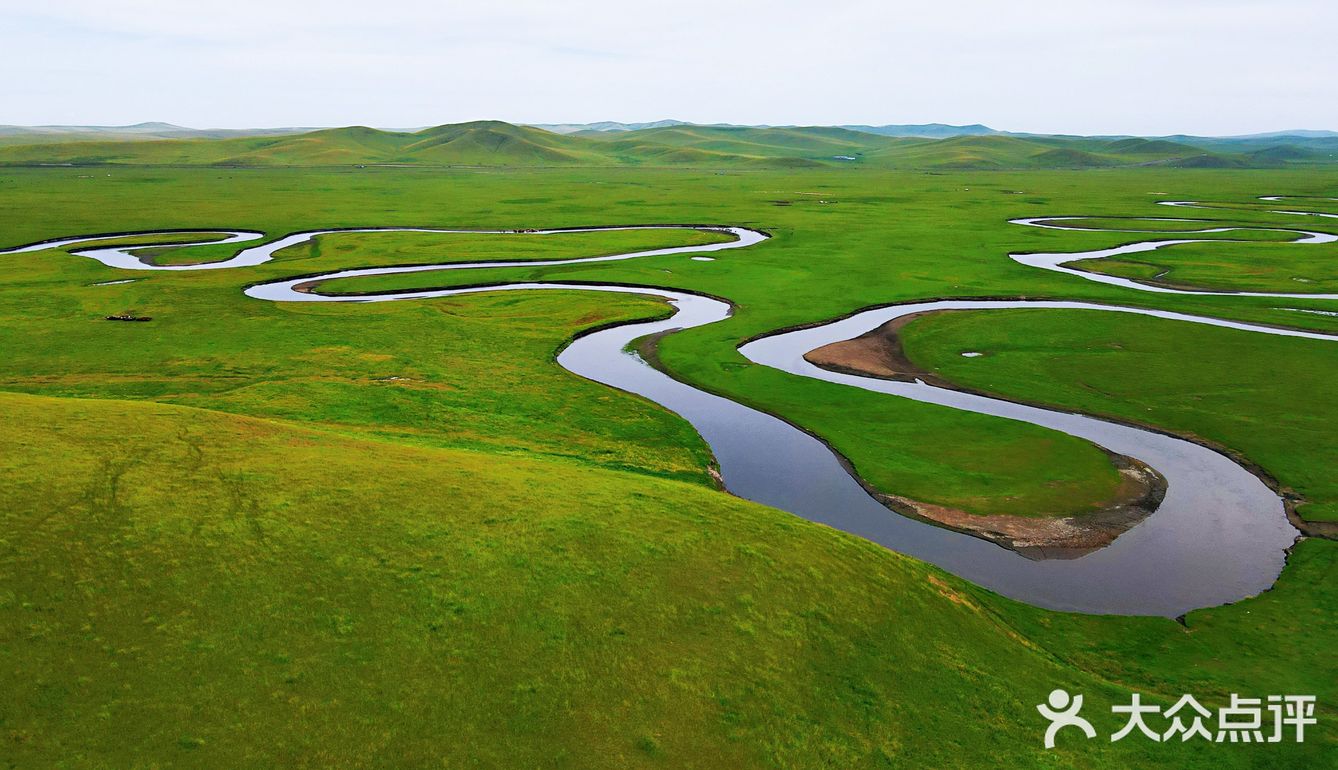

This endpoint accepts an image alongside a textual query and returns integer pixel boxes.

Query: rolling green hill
[0,122,610,167]
[863,135,1060,169]
[1101,137,1203,156]
[595,124,895,157]
[1030,147,1114,167]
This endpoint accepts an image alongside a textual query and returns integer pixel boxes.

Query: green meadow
[900,309,1338,521]
[1,153,1336,766]
[1073,237,1338,293]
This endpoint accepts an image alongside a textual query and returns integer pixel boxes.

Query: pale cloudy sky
[4,0,1335,135]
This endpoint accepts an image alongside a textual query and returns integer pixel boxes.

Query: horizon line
[3,119,1336,140]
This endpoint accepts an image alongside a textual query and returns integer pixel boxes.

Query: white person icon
[1038,689,1097,748]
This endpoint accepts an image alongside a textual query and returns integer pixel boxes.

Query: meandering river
[6,197,1334,615]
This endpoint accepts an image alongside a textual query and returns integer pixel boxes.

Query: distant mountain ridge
[1223,129,1338,139]
[0,122,191,135]
[837,123,997,138]
[0,120,1333,170]
[532,120,1001,138]
[6,121,1333,142]
[532,120,690,134]
[0,123,316,145]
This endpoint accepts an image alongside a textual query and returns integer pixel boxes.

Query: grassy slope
[900,309,1338,522]
[3,391,1333,767]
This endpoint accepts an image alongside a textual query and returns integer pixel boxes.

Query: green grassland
[0,208,1129,520]
[2,166,1336,520]
[1024,213,1338,293]
[899,309,1338,521]
[148,227,733,268]
[0,236,717,480]
[265,227,734,267]
[6,391,1333,767]
[1072,238,1338,293]
[1,160,1336,766]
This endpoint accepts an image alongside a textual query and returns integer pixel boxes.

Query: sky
[4,0,1335,136]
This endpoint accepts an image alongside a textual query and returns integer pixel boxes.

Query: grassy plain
[1,162,1336,766]
[1073,239,1338,293]
[901,309,1338,521]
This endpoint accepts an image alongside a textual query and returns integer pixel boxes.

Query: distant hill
[530,120,689,134]
[534,120,1000,139]
[1101,138,1202,156]
[838,123,997,138]
[1151,153,1248,169]
[0,123,316,146]
[0,122,192,137]
[1249,144,1319,162]
[0,122,902,168]
[1029,147,1114,168]
[588,124,898,161]
[1155,133,1338,157]
[1227,129,1338,139]
[863,135,1042,169]
[0,120,1332,169]
[0,122,615,167]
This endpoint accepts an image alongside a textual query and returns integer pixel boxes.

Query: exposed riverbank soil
[804,312,938,382]
[804,311,1169,557]
[874,456,1165,559]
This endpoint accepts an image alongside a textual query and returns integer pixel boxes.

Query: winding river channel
[6,197,1334,616]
